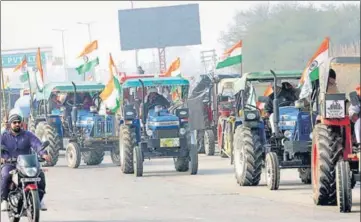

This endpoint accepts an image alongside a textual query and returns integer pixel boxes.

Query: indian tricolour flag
[299,37,329,99]
[99,53,121,113]
[13,56,30,83]
[35,47,45,91]
[164,57,181,77]
[216,40,242,69]
[76,40,99,75]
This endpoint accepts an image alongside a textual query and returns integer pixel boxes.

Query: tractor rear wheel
[312,124,339,206]
[204,129,215,156]
[336,160,352,213]
[82,150,105,165]
[233,125,263,186]
[298,168,311,184]
[119,125,136,174]
[110,143,121,166]
[35,122,61,167]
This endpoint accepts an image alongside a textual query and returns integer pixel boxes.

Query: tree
[219,2,360,72]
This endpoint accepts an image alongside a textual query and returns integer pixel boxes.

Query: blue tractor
[231,70,315,189]
[31,81,120,168]
[118,77,198,177]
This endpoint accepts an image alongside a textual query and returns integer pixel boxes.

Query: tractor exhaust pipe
[71,82,78,129]
[270,70,280,137]
[138,79,147,134]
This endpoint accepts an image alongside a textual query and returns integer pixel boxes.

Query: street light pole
[52,29,68,81]
[130,1,139,70]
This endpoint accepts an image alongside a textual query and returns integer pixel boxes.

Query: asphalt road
[1,152,360,222]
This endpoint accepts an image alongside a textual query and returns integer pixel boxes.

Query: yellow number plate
[160,138,180,147]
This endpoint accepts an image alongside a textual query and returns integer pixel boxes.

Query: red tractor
[311,57,360,213]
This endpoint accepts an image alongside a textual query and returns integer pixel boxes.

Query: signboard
[1,52,47,68]
[325,100,345,118]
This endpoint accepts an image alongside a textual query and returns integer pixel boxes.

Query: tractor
[228,70,315,189]
[189,73,240,155]
[30,81,120,168]
[310,56,360,213]
[118,76,198,177]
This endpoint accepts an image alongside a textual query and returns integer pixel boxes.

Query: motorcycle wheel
[26,190,40,222]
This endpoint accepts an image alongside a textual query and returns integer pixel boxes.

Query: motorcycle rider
[264,81,298,134]
[1,111,51,211]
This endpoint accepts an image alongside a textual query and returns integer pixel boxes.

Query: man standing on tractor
[264,81,299,134]
[349,85,361,145]
[1,110,51,211]
[327,68,339,94]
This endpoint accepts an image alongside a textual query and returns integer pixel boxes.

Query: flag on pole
[76,40,99,75]
[35,47,45,90]
[13,56,29,83]
[99,54,121,113]
[299,37,329,99]
[164,57,181,77]
[216,40,242,69]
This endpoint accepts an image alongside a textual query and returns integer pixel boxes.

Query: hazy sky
[1,1,356,74]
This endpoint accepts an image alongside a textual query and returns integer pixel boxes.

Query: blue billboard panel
[1,52,47,68]
[118,4,202,50]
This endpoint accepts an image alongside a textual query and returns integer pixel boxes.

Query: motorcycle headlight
[23,167,38,177]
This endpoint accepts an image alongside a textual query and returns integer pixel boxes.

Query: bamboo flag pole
[1,66,9,121]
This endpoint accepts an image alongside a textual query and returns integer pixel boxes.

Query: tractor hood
[147,109,179,129]
[76,110,116,138]
[278,106,299,130]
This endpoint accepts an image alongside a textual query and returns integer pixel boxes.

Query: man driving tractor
[141,88,171,118]
[349,85,361,145]
[264,80,299,134]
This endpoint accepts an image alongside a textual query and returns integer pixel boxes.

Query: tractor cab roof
[234,70,303,92]
[119,73,167,83]
[36,81,105,101]
[122,77,189,89]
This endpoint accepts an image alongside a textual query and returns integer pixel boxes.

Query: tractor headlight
[154,105,163,113]
[90,106,97,113]
[146,129,153,136]
[309,133,312,140]
[179,128,186,135]
[126,111,134,116]
[284,130,292,138]
[244,110,259,121]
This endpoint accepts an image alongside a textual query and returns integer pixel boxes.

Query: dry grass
[330,41,360,97]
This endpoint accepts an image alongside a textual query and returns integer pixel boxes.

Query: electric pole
[52,29,68,80]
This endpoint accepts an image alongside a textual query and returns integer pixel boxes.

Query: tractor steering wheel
[65,99,83,107]
[279,100,295,107]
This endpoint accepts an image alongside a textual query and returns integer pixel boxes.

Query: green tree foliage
[219,2,360,72]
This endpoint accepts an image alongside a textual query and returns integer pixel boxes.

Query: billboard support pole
[158,47,166,73]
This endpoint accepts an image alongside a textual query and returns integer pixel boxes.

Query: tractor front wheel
[66,142,81,169]
[265,152,280,190]
[336,160,352,213]
[204,129,215,156]
[119,125,136,174]
[82,150,105,165]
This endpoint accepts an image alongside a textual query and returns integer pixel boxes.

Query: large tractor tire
[174,157,189,172]
[133,146,143,177]
[336,160,352,213]
[82,149,105,166]
[119,125,136,174]
[311,124,340,206]
[233,126,263,186]
[204,129,215,156]
[35,122,61,167]
[110,143,121,166]
[265,152,280,190]
[197,130,205,153]
[189,143,199,175]
[298,168,311,184]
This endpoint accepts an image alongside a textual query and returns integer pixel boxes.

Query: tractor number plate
[160,138,180,147]
[279,121,296,126]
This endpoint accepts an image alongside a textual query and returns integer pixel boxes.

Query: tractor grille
[153,129,179,138]
[92,115,115,137]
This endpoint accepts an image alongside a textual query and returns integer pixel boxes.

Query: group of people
[50,92,95,111]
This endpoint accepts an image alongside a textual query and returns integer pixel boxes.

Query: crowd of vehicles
[1,55,359,217]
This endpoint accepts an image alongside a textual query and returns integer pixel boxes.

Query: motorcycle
[1,140,50,222]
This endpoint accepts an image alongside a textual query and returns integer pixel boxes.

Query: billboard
[1,52,47,68]
[118,4,202,50]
